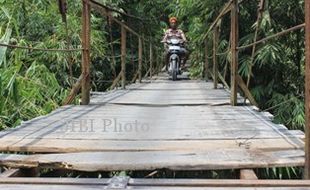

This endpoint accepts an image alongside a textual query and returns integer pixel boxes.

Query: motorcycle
[166,37,185,81]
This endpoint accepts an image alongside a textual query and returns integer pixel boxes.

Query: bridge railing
[205,0,310,179]
[0,0,163,106]
[65,0,163,105]
[204,0,306,108]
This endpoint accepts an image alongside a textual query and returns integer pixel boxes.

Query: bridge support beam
[213,26,219,89]
[305,0,310,179]
[81,0,91,105]
[138,37,143,83]
[156,48,161,75]
[204,39,209,81]
[121,26,127,89]
[149,43,153,79]
[230,0,239,106]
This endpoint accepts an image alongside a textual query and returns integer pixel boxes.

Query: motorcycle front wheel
[172,60,178,81]
[172,70,177,81]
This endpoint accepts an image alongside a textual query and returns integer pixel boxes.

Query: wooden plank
[0,184,105,190]
[0,118,304,142]
[0,124,302,137]
[0,185,307,189]
[0,168,39,178]
[0,111,291,137]
[0,149,304,172]
[106,176,129,189]
[130,178,310,187]
[127,187,307,189]
[8,103,286,122]
[0,120,304,138]
[0,138,303,153]
[0,177,109,185]
[4,117,292,133]
[1,178,310,189]
[100,78,244,105]
[240,169,258,180]
[0,169,22,178]
[4,108,286,126]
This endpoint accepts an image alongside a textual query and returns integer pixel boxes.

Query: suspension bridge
[0,0,309,189]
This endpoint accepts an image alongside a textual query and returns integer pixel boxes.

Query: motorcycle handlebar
[165,41,186,45]
[162,40,187,44]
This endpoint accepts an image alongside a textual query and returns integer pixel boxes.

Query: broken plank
[240,169,258,180]
[0,149,304,172]
[0,138,304,153]
[0,169,22,178]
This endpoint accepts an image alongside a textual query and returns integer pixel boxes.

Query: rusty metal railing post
[149,42,153,79]
[138,37,143,83]
[121,26,127,89]
[213,26,219,89]
[230,0,239,106]
[81,0,91,105]
[204,39,209,81]
[156,48,160,74]
[305,0,310,179]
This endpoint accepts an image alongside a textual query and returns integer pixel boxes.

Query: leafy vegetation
[0,0,306,179]
[173,0,305,132]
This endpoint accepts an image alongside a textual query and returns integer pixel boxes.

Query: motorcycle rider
[162,17,189,70]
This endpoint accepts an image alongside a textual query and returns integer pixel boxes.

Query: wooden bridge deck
[0,73,304,173]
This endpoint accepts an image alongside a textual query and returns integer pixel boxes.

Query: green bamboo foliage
[174,0,305,130]
[173,1,305,179]
[0,0,169,128]
[0,0,307,179]
[0,7,12,67]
